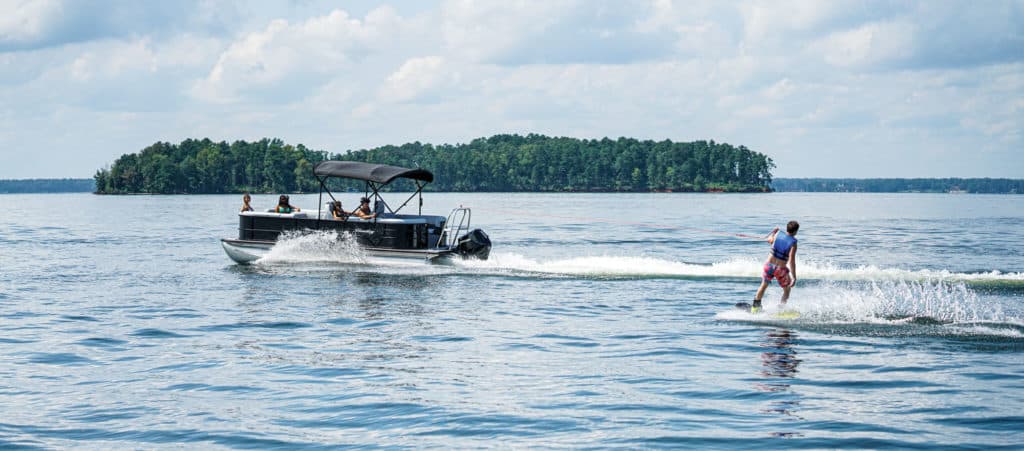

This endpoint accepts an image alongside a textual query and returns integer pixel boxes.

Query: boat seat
[374,200,392,218]
[241,210,440,225]
[334,215,428,224]
[245,211,308,218]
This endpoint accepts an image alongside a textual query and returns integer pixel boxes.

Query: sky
[0,0,1021,179]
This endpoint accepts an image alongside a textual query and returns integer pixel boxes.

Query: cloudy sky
[1,0,1021,178]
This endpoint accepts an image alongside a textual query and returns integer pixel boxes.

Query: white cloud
[764,78,795,100]
[0,35,223,115]
[440,0,577,63]
[741,0,863,41]
[191,7,403,104]
[0,1,1021,178]
[380,56,453,103]
[0,0,64,46]
[0,0,229,51]
[69,39,156,82]
[813,21,915,68]
[440,0,675,65]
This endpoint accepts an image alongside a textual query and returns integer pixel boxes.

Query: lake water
[1,192,1022,448]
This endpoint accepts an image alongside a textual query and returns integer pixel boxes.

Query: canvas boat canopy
[313,161,434,184]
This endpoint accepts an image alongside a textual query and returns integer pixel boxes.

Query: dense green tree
[96,134,780,193]
[90,137,1024,195]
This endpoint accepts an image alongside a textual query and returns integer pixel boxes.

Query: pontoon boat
[221,161,491,264]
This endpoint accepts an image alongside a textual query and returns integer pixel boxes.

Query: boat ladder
[438,207,472,249]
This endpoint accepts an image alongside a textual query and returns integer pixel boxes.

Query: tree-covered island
[93,134,775,194]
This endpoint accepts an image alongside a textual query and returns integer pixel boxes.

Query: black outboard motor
[456,229,491,260]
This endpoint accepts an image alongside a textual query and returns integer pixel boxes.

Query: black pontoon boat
[221,161,491,264]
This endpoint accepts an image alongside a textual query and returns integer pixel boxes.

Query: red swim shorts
[763,262,792,287]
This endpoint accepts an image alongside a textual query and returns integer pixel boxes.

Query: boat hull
[221,239,270,264]
[220,239,457,265]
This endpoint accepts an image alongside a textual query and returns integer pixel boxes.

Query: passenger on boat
[330,201,350,220]
[240,193,253,212]
[275,195,301,213]
[353,197,376,219]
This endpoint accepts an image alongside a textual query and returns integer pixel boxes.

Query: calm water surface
[0,192,1022,448]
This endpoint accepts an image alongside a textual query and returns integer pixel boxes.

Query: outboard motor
[456,228,491,260]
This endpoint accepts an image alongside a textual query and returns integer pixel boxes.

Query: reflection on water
[350,271,439,290]
[756,328,803,438]
[760,329,800,382]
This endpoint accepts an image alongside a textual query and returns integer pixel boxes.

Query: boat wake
[244,243,1023,340]
[454,253,1024,289]
[257,230,368,265]
[253,241,1024,291]
[716,280,1024,341]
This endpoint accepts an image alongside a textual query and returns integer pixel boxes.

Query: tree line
[93,135,775,194]
[0,178,95,193]
[773,178,1024,194]
[94,138,327,195]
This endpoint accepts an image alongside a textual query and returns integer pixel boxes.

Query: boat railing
[439,207,471,249]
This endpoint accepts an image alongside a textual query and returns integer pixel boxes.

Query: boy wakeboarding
[738,220,799,313]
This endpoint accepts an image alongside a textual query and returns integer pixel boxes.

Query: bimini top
[313,161,434,184]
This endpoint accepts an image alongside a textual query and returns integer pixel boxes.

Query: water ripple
[129,328,189,339]
[192,321,312,332]
[74,337,128,349]
[25,352,98,366]
[2,193,1023,448]
[0,422,331,448]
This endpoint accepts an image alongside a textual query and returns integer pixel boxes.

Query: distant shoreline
[2,178,1022,194]
[0,178,95,194]
[772,177,1022,194]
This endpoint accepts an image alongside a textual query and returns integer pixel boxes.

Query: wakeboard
[735,302,761,312]
[734,302,800,319]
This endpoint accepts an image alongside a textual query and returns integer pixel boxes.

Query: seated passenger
[275,195,300,213]
[240,193,253,212]
[330,201,350,220]
[353,197,376,219]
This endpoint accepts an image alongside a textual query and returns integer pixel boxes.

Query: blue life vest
[771,232,797,261]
